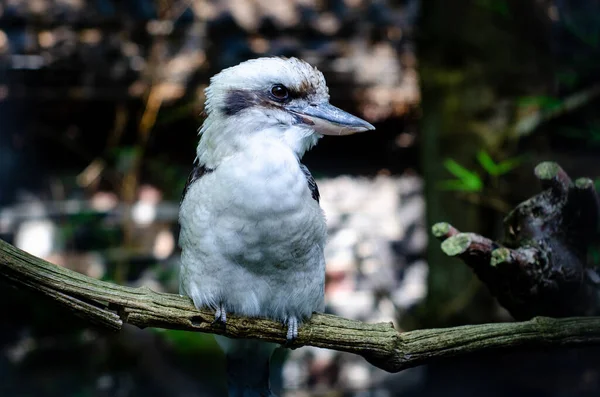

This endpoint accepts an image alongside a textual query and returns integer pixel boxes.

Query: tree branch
[432,162,600,320]
[3,237,600,372]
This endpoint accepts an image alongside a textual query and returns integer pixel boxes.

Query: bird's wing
[298,162,320,203]
[181,160,214,203]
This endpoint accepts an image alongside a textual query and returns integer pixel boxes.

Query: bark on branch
[3,237,600,372]
[433,161,600,320]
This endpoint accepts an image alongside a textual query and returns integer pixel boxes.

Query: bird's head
[197,57,374,166]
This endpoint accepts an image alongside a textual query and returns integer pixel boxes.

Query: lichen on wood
[433,161,600,320]
[3,235,600,373]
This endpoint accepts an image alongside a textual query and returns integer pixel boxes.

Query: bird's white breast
[179,137,327,322]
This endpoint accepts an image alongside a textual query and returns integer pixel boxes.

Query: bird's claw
[213,303,227,326]
[283,317,299,348]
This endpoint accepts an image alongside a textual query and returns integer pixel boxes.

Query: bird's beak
[288,102,375,136]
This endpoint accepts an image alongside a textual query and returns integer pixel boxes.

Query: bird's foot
[213,303,227,326]
[283,316,299,348]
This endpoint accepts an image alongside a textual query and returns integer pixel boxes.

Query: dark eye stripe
[221,84,313,116]
[222,89,254,116]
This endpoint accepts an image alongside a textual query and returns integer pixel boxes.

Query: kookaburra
[178,57,374,396]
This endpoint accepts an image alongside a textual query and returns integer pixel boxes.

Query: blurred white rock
[285,173,427,392]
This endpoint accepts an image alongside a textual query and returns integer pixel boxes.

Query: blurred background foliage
[1,0,600,396]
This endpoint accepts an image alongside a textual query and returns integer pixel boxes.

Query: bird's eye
[270,84,289,100]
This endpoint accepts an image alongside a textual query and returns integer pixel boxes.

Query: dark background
[1,1,600,396]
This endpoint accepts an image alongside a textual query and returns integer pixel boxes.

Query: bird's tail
[215,335,278,397]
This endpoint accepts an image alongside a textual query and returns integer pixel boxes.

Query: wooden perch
[3,237,600,373]
[433,161,600,320]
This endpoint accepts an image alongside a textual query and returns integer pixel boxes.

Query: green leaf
[441,159,483,192]
[476,151,522,176]
[517,96,562,110]
[444,159,478,180]
[437,180,475,192]
[476,150,498,175]
[494,157,522,175]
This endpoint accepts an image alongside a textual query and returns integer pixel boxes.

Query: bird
[178,56,374,397]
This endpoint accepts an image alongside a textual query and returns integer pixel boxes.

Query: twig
[515,84,600,137]
[3,238,600,372]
